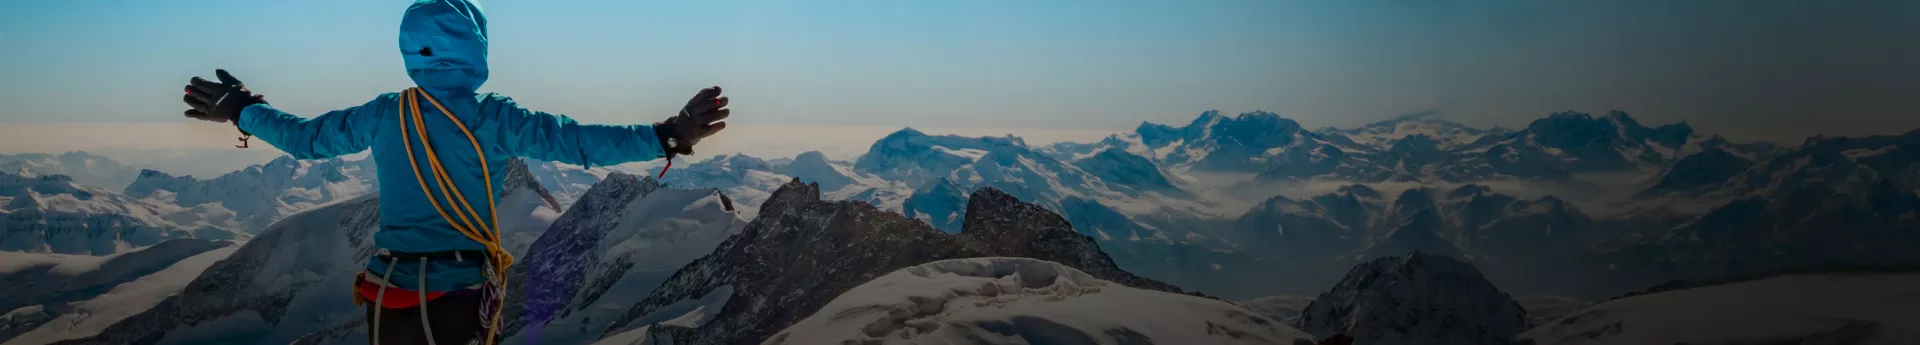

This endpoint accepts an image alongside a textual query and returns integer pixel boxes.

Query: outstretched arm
[486,86,730,167]
[238,99,384,160]
[487,96,666,167]
[183,69,380,160]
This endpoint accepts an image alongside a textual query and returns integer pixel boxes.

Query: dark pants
[364,292,487,345]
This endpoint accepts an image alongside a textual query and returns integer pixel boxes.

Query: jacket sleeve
[236,95,388,160]
[484,95,667,167]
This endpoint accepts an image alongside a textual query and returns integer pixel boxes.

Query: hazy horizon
[5,0,1917,152]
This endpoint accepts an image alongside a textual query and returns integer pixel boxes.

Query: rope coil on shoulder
[396,87,512,345]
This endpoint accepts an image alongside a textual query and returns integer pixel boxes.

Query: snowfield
[763,257,1314,345]
[3,246,239,345]
[1519,273,1920,345]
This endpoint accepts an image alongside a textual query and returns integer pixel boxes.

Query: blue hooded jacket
[237,0,667,291]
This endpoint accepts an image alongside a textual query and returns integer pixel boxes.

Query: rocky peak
[758,178,820,217]
[1295,253,1530,345]
[500,158,561,212]
[602,179,1188,345]
[1529,111,1621,149]
[954,188,1186,292]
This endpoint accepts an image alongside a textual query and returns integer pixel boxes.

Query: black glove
[183,69,266,134]
[653,86,731,157]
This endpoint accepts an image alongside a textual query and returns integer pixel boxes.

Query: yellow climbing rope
[397,87,512,345]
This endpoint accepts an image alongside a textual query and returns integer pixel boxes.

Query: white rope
[419,258,439,345]
[371,257,399,345]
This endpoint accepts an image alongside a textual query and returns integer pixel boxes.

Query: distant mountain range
[8,108,1918,344]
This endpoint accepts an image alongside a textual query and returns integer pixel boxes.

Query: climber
[177,1,731,344]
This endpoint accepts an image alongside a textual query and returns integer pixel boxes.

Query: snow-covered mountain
[1051,110,1771,184]
[1390,111,1720,182]
[0,239,237,345]
[112,153,602,236]
[853,128,1024,185]
[1218,183,1607,295]
[123,155,378,234]
[1589,129,1920,294]
[52,158,556,345]
[1071,110,1394,182]
[901,177,967,232]
[497,159,568,258]
[1236,295,1315,325]
[662,153,909,218]
[1072,148,1191,198]
[596,179,1193,345]
[768,151,855,192]
[1513,296,1589,327]
[0,152,142,191]
[1316,111,1511,153]
[1520,272,1920,345]
[21,107,1912,345]
[48,194,384,345]
[1295,253,1530,345]
[765,257,1317,345]
[1,172,243,255]
[849,128,1243,277]
[521,159,608,209]
[501,172,742,345]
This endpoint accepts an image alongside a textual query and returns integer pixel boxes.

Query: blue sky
[3,0,1918,147]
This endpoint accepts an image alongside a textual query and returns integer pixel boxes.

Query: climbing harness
[357,87,515,345]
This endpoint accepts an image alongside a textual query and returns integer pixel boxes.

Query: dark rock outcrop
[601,178,1191,345]
[1295,253,1530,345]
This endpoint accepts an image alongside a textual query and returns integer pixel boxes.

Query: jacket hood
[399,0,489,92]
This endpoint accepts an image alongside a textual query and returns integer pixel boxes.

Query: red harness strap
[355,276,449,309]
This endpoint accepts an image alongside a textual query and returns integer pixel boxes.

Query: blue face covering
[399,0,490,92]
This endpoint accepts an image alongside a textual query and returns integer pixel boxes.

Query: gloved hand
[653,86,731,157]
[183,69,266,134]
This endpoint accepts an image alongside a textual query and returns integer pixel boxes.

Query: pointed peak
[890,127,927,137]
[1534,195,1568,207]
[1337,184,1383,199]
[1395,187,1435,202]
[1181,110,1227,130]
[1260,193,1297,205]
[1196,110,1224,121]
[794,151,828,162]
[7,192,40,209]
[765,177,822,210]
[966,186,1016,205]
[1447,184,1492,198]
[1603,110,1636,121]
